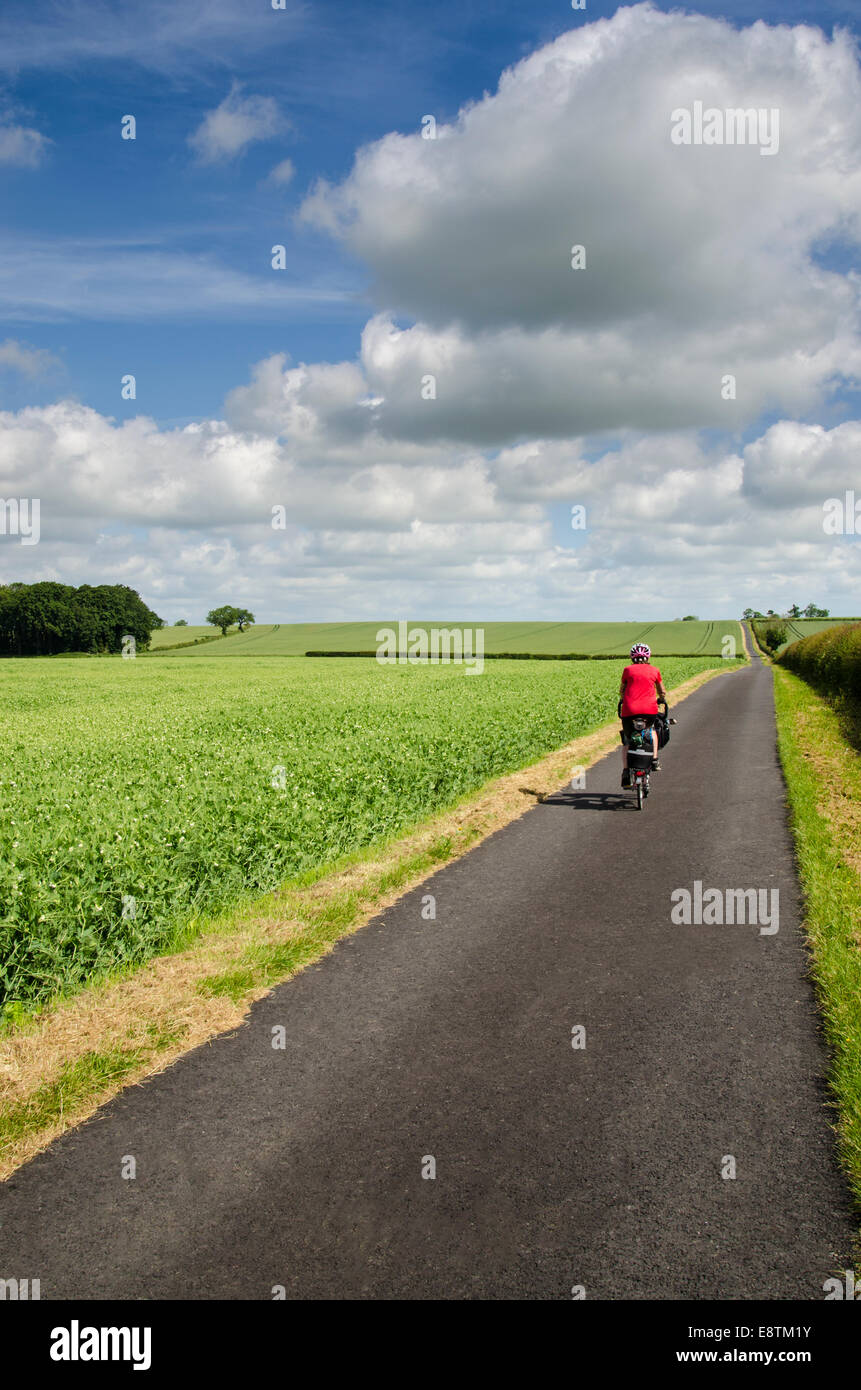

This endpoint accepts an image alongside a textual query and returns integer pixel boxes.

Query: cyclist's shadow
[541,789,632,812]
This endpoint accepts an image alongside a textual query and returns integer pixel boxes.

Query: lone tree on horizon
[207,605,255,636]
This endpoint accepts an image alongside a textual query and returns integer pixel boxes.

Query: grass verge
[0,662,740,1180]
[772,665,861,1218]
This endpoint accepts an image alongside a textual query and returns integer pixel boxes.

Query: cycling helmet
[630,643,651,662]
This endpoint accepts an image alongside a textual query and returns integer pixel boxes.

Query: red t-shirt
[620,662,662,716]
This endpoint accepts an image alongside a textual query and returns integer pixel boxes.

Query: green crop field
[149,625,220,648]
[776,618,861,652]
[153,619,743,658]
[0,652,735,1015]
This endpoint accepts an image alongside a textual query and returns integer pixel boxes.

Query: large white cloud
[294,4,861,440]
[301,4,861,330]
[226,307,857,447]
[1,395,858,619]
[742,419,861,509]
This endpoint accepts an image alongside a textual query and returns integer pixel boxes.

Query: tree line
[742,603,830,620]
[0,582,163,656]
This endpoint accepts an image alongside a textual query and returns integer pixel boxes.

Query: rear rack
[626,748,654,771]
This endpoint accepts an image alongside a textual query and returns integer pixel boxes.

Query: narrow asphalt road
[2,647,855,1299]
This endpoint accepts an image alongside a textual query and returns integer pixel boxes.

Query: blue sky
[1,1,860,621]
[2,0,569,422]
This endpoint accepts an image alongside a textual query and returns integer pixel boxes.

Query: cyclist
[619,643,666,789]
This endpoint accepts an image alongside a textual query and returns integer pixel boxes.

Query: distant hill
[149,625,221,649]
[151,619,743,658]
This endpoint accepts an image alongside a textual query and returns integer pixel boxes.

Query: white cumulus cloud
[189,82,285,164]
[0,338,58,375]
[0,121,50,167]
[296,5,861,440]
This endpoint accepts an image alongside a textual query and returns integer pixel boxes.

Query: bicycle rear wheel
[636,781,644,810]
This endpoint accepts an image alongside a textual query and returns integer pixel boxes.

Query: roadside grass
[0,1027,182,1151]
[772,666,861,1219]
[0,662,740,1180]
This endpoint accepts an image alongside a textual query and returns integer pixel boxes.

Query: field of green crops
[153,619,742,657]
[776,619,860,652]
[149,625,219,648]
[0,653,734,1015]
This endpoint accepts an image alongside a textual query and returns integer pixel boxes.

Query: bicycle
[618,699,675,811]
